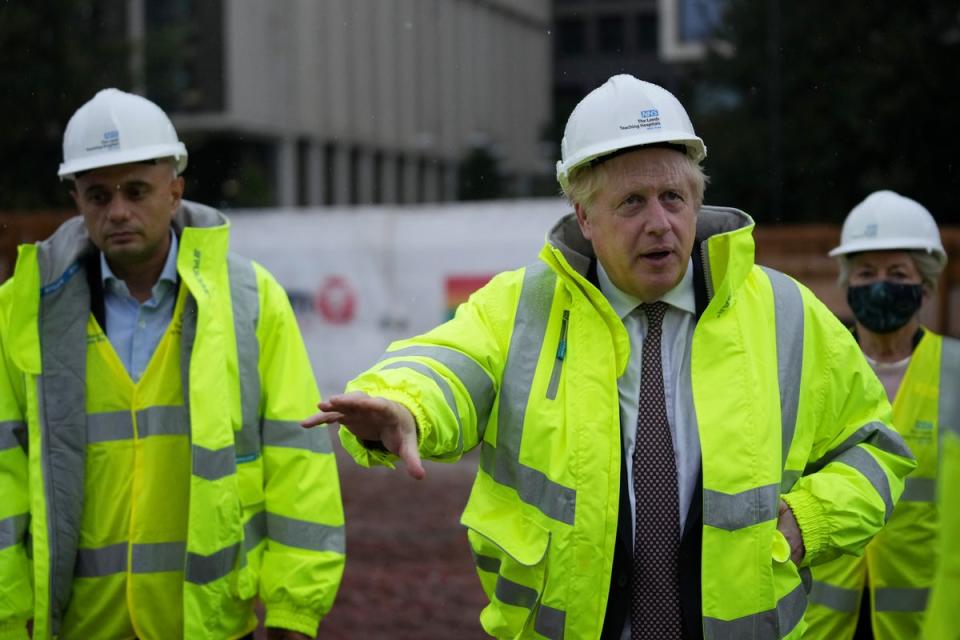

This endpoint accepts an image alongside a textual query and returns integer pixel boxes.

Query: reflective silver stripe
[781,469,801,493]
[534,604,566,640]
[837,447,895,521]
[245,510,267,550]
[228,256,262,457]
[136,405,189,438]
[381,345,496,437]
[0,514,28,551]
[261,419,333,454]
[267,513,345,554]
[808,421,914,474]
[703,484,779,530]
[382,361,464,456]
[875,586,929,612]
[86,411,133,443]
[940,338,960,438]
[704,583,806,639]
[495,574,539,609]
[483,263,577,525]
[810,580,859,612]
[192,444,236,481]
[76,541,188,577]
[37,246,91,634]
[479,443,576,527]
[131,541,186,573]
[472,551,501,573]
[185,541,240,585]
[762,267,804,470]
[902,476,936,502]
[0,420,27,452]
[75,543,127,577]
[471,551,565,638]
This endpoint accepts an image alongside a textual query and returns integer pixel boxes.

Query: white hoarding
[228,199,569,398]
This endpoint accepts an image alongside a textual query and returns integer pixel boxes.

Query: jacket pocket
[771,529,808,637]
[462,491,552,639]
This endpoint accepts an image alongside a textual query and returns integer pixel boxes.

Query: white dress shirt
[599,261,701,640]
[597,260,701,535]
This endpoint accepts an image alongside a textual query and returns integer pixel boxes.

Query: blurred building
[552,0,725,133]
[130,0,552,207]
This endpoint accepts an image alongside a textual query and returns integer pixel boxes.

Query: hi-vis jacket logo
[85,129,120,153]
[619,109,662,132]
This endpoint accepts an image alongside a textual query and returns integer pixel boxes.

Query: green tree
[688,0,960,224]
[0,1,132,209]
[458,144,504,201]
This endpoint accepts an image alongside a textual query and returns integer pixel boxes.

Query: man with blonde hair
[306,75,914,639]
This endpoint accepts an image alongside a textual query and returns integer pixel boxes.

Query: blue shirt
[100,230,179,382]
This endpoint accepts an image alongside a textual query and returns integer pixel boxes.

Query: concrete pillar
[381,153,399,204]
[333,144,351,206]
[355,149,375,205]
[442,161,458,201]
[422,160,440,203]
[276,137,297,208]
[403,155,419,204]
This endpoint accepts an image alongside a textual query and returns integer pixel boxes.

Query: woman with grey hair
[803,190,960,640]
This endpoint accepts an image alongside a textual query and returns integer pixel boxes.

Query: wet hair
[562,146,708,211]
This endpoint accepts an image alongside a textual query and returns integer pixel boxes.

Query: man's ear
[574,202,592,241]
[170,176,185,210]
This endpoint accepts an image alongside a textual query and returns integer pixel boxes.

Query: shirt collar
[597,257,696,320]
[101,229,179,290]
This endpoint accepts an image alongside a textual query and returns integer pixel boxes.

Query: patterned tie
[631,301,683,638]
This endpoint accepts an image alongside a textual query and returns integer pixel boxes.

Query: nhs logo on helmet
[97,129,120,150]
[641,109,659,118]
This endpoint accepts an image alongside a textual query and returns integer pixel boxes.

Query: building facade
[131,0,552,207]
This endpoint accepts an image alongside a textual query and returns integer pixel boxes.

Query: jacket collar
[543,205,756,309]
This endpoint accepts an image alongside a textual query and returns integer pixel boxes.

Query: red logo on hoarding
[315,276,356,324]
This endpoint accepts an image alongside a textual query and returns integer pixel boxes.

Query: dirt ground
[259,441,490,639]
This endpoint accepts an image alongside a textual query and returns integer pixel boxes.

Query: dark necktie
[630,301,683,638]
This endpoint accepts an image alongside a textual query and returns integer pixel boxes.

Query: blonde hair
[562,150,708,211]
[837,250,945,293]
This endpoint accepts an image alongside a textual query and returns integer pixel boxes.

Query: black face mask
[847,281,923,334]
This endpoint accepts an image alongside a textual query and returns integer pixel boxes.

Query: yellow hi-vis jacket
[340,208,916,640]
[924,405,960,640]
[0,202,345,640]
[804,332,960,640]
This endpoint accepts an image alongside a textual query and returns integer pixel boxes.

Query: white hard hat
[58,88,188,180]
[829,190,946,266]
[556,74,706,191]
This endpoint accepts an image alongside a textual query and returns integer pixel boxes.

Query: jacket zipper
[546,310,569,400]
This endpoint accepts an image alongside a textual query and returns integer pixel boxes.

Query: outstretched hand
[302,391,425,479]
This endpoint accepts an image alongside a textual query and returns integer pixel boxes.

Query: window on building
[597,15,625,53]
[372,151,384,204]
[296,138,310,207]
[636,13,659,53]
[396,155,407,204]
[555,17,586,56]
